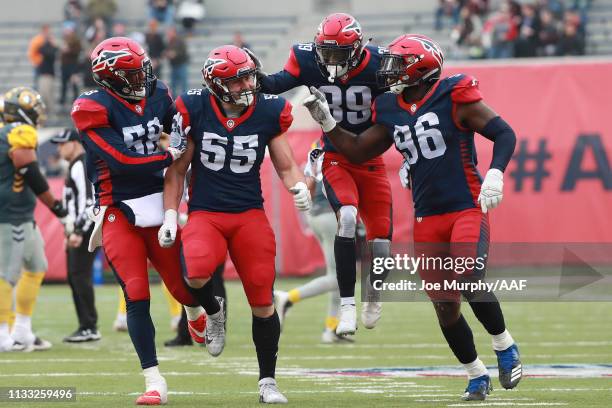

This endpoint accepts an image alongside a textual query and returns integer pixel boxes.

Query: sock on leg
[252,311,280,380]
[491,329,515,351]
[440,314,478,364]
[335,236,356,298]
[463,358,489,379]
[186,280,220,315]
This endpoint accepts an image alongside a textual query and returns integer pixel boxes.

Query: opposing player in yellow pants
[0,87,70,352]
[113,283,182,332]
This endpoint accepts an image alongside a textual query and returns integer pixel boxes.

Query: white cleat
[205,297,226,357]
[113,314,128,332]
[361,301,382,329]
[335,304,357,336]
[10,328,35,352]
[258,377,288,404]
[321,328,355,344]
[273,291,292,329]
[0,336,15,352]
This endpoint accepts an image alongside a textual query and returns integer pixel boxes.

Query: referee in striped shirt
[52,128,101,342]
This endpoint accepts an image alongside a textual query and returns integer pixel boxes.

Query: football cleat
[336,303,357,336]
[205,297,226,357]
[11,328,35,352]
[63,328,101,343]
[258,377,288,404]
[164,335,193,347]
[0,336,14,352]
[496,343,522,389]
[273,291,293,329]
[462,375,492,401]
[113,314,128,332]
[187,313,207,345]
[321,328,355,344]
[136,390,165,405]
[32,336,53,351]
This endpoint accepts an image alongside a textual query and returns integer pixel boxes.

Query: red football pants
[102,206,195,305]
[181,209,276,307]
[413,207,490,301]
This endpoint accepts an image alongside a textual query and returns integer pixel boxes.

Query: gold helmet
[2,87,47,127]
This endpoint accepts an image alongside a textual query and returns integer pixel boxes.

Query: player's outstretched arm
[269,134,311,211]
[457,100,517,213]
[159,138,194,248]
[10,147,73,232]
[302,86,392,163]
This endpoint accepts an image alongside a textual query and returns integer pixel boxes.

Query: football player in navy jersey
[159,45,310,404]
[303,34,522,401]
[71,37,207,405]
[258,13,393,336]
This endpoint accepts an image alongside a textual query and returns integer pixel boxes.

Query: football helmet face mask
[377,34,444,94]
[90,37,157,101]
[314,13,364,82]
[2,87,47,127]
[202,45,260,107]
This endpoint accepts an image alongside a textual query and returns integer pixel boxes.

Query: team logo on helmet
[341,19,362,36]
[406,35,444,67]
[203,58,226,77]
[92,49,133,73]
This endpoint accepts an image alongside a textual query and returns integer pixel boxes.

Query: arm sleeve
[480,116,517,172]
[259,47,302,94]
[81,127,173,174]
[70,160,94,233]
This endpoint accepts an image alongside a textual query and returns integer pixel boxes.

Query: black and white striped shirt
[63,154,94,234]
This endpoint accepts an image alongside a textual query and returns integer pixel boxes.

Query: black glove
[50,200,68,218]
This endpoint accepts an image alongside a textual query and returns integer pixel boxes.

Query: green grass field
[1,280,611,407]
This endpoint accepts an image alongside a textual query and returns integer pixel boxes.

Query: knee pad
[337,206,357,238]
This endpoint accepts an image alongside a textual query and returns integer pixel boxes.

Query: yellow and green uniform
[0,122,47,286]
[0,122,38,224]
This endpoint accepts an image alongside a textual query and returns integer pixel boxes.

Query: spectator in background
[557,20,585,55]
[84,18,107,45]
[64,0,83,27]
[435,0,461,31]
[59,26,82,109]
[30,26,58,112]
[146,20,166,78]
[482,0,519,58]
[165,26,189,96]
[51,129,100,343]
[149,0,175,26]
[451,5,484,59]
[112,22,126,37]
[81,19,107,91]
[28,25,52,88]
[232,31,251,50]
[85,0,117,28]
[176,0,206,34]
[514,3,540,57]
[538,8,560,56]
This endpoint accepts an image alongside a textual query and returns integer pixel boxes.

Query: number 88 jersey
[372,74,484,217]
[176,89,293,213]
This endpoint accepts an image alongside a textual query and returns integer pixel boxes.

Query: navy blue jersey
[261,43,387,152]
[71,82,175,206]
[176,89,293,213]
[372,74,484,217]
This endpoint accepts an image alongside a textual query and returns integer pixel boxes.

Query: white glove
[168,112,191,161]
[478,168,504,213]
[61,214,75,236]
[158,209,178,248]
[289,181,311,212]
[302,86,336,133]
[399,160,411,189]
[304,147,324,182]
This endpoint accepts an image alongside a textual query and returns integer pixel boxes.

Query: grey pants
[0,222,47,285]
